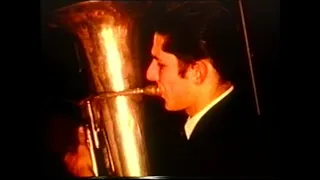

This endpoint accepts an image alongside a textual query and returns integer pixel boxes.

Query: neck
[185,81,232,117]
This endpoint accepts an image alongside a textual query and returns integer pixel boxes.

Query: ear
[189,60,208,84]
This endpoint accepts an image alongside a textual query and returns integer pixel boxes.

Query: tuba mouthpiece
[141,84,160,96]
[99,84,160,97]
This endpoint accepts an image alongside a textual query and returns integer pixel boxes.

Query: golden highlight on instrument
[49,0,158,177]
[101,84,160,97]
[81,84,160,103]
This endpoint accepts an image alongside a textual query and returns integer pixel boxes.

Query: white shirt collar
[184,85,234,139]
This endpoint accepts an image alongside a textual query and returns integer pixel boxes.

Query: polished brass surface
[80,84,160,104]
[50,1,158,177]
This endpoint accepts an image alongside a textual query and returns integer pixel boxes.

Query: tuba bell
[48,0,160,177]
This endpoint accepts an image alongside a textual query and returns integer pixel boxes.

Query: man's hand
[64,126,94,177]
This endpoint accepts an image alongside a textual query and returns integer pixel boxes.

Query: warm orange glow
[101,27,141,176]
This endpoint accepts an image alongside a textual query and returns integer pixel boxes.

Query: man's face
[146,33,195,111]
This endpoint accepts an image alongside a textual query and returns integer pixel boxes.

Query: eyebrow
[151,55,159,60]
[151,55,165,64]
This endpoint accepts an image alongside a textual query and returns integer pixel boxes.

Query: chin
[164,106,175,111]
[164,102,182,112]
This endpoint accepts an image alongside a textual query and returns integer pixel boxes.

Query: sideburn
[178,60,194,78]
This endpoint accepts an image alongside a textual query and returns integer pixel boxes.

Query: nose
[146,60,159,82]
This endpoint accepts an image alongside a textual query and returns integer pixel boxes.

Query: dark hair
[153,1,244,83]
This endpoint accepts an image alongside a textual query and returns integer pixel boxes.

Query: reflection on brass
[79,84,160,104]
[50,1,157,177]
[98,84,160,97]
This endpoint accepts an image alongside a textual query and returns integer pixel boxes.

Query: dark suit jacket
[162,88,272,177]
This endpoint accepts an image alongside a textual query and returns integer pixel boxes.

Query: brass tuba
[49,0,159,177]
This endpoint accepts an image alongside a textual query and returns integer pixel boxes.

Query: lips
[157,84,165,98]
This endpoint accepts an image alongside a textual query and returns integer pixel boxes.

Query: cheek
[158,69,170,83]
[157,66,190,99]
[163,81,191,110]
[158,69,177,90]
[160,72,187,97]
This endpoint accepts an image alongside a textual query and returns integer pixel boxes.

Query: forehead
[151,33,166,56]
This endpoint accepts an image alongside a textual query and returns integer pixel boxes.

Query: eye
[158,62,165,69]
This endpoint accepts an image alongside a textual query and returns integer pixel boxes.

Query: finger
[73,155,94,177]
[78,126,87,145]
[78,145,93,166]
[64,153,77,173]
[77,160,95,177]
[75,166,94,177]
[64,152,72,164]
